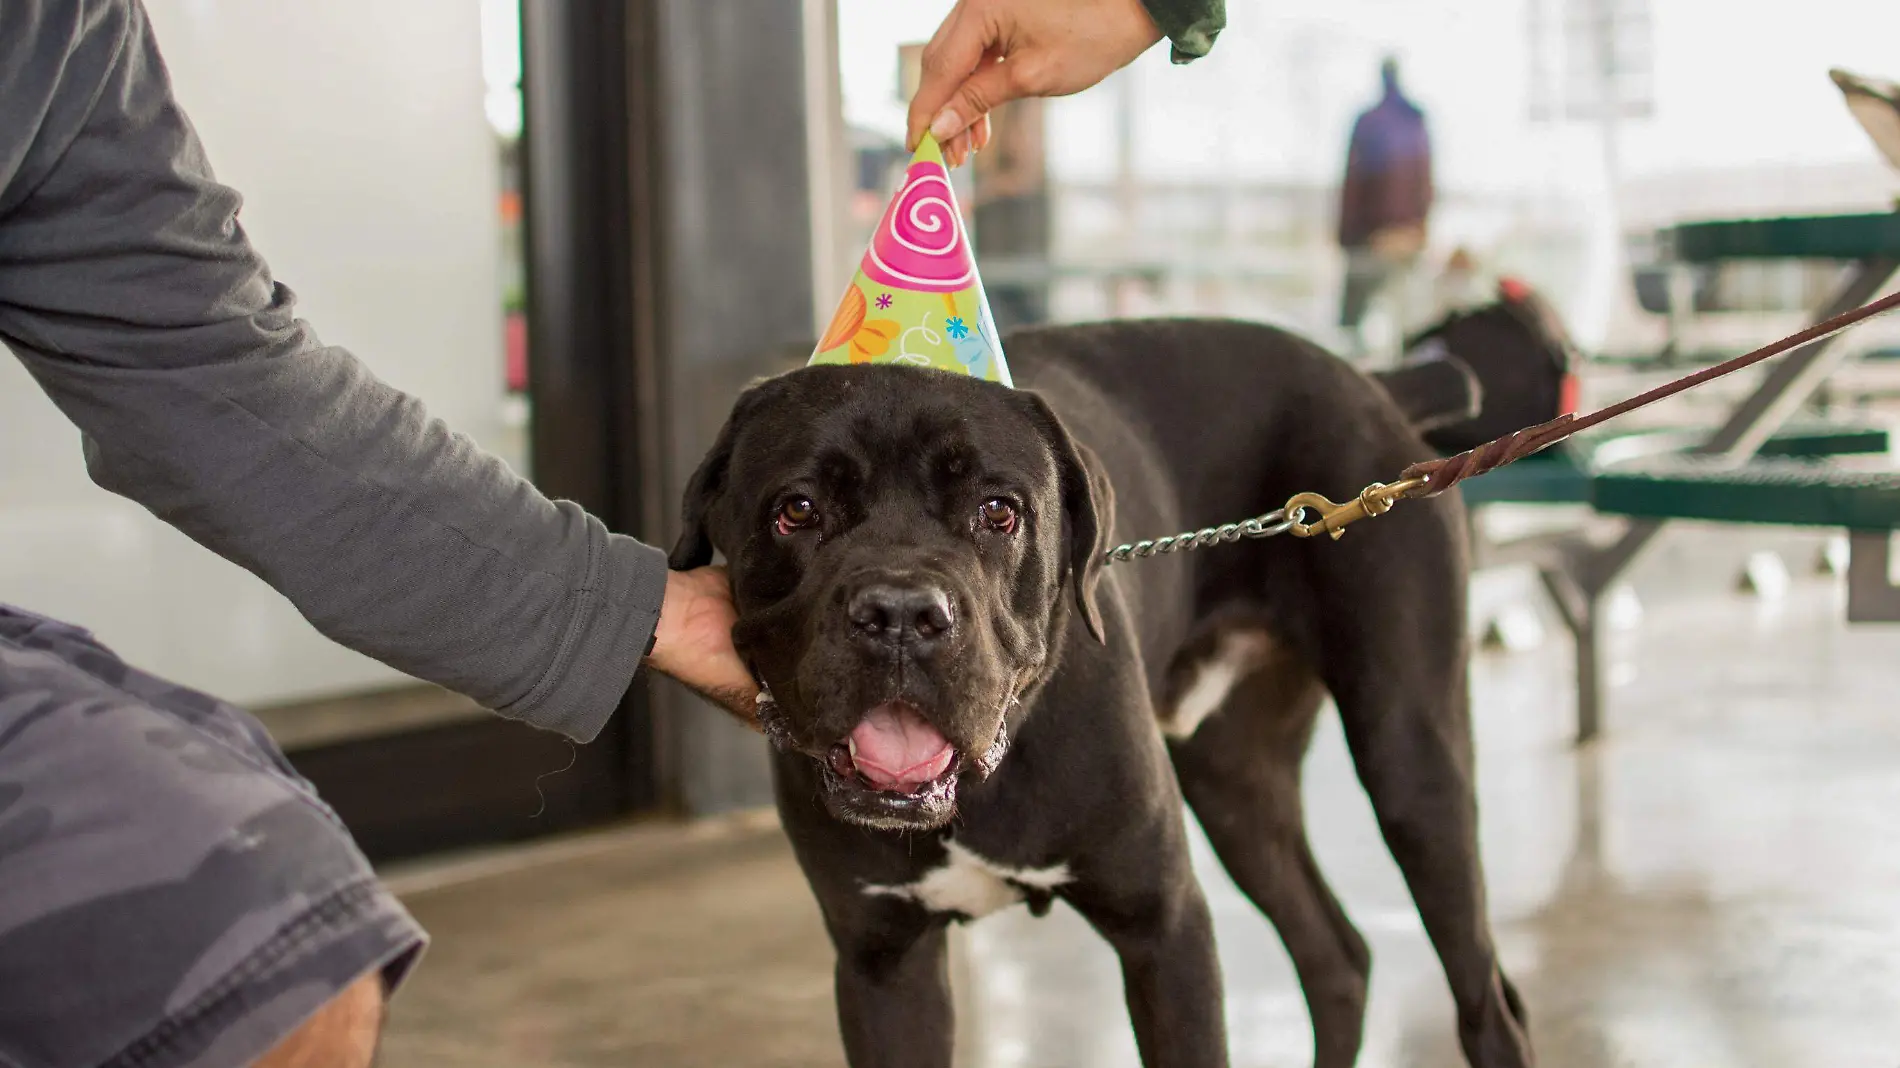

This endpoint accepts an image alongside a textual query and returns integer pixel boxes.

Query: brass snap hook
[1285,477,1426,540]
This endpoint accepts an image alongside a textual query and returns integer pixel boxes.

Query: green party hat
[810,134,1011,386]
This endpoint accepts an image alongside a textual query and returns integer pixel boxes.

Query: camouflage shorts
[0,604,427,1068]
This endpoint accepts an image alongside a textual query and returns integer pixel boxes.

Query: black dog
[671,319,1533,1068]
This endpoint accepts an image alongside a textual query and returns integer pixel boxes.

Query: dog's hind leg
[1306,497,1533,1068]
[1166,628,1371,1068]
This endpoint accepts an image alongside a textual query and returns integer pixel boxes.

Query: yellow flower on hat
[816,284,901,363]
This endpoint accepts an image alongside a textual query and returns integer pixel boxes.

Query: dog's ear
[671,434,729,571]
[1023,392,1113,643]
[671,382,775,570]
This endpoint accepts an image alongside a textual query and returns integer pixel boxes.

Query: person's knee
[253,970,386,1068]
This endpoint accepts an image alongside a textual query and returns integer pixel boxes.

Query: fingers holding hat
[942,131,971,170]
[918,54,1020,163]
[971,113,993,153]
[940,114,992,169]
[907,1,982,152]
[908,1,1023,159]
[908,0,1166,165]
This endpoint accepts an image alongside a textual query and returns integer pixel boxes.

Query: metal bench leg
[1573,606,1603,745]
[1539,566,1602,744]
[1847,532,1900,623]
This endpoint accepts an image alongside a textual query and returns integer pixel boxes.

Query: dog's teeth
[847,737,858,760]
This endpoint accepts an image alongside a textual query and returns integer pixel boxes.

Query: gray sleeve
[0,0,664,743]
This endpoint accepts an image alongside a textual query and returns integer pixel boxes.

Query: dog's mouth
[830,701,957,791]
[755,688,1010,832]
[815,701,960,829]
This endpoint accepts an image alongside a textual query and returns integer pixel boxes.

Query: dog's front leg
[834,921,954,1068]
[1068,877,1229,1068]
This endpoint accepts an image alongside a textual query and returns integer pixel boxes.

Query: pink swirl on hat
[859,161,975,293]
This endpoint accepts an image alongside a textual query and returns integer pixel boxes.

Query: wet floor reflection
[956,570,1900,1067]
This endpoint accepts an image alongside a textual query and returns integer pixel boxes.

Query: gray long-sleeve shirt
[0,0,666,743]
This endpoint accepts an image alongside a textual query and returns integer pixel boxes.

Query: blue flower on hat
[945,316,969,340]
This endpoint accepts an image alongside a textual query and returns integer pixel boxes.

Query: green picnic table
[1458,208,1900,742]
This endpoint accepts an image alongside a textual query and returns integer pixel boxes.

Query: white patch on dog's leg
[1163,630,1273,739]
[861,839,1071,919]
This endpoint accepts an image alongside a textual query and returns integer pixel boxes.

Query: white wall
[0,0,509,707]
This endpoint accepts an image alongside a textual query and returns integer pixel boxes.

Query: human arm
[906,0,1227,166]
[0,0,756,741]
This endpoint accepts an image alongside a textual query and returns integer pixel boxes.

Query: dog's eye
[978,498,1018,533]
[775,497,819,535]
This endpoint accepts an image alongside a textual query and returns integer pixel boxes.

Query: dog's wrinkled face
[671,365,1109,832]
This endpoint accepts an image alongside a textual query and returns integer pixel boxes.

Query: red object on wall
[505,312,529,393]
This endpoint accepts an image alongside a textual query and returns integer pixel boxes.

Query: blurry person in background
[1337,57,1435,360]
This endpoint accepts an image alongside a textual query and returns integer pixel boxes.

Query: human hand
[907,0,1163,167]
[645,566,762,731]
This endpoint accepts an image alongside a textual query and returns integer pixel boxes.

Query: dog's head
[672,364,1111,832]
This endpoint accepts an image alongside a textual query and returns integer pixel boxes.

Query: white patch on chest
[862,839,1072,919]
[1162,629,1274,739]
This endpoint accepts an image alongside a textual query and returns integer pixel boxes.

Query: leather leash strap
[1285,289,1900,540]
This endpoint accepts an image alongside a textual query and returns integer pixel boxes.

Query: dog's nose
[848,583,954,649]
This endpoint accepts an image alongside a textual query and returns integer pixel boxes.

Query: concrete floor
[378,524,1900,1067]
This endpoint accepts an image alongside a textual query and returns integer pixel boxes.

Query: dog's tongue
[849,702,954,792]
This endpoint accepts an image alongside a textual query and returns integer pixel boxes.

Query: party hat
[810,134,1012,386]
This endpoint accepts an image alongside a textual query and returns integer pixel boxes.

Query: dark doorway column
[521,0,822,815]
[646,0,822,813]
